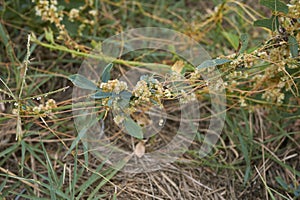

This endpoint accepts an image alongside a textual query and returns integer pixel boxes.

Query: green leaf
[239,33,249,54]
[120,91,132,100]
[115,97,130,110]
[112,192,117,200]
[75,163,106,199]
[288,35,299,58]
[41,142,59,185]
[44,28,54,44]
[87,167,123,200]
[90,91,112,99]
[64,119,97,158]
[222,31,239,50]
[0,176,7,193]
[197,59,231,70]
[275,176,289,190]
[107,98,114,107]
[236,129,251,185]
[0,143,18,158]
[21,140,26,176]
[101,63,113,83]
[260,0,288,14]
[254,15,279,31]
[124,118,143,139]
[68,74,98,90]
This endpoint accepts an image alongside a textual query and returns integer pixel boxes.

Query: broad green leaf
[120,91,132,99]
[254,15,279,31]
[222,31,239,50]
[197,59,231,70]
[239,33,249,54]
[124,118,143,139]
[107,98,114,107]
[90,91,112,99]
[68,74,98,90]
[260,0,288,14]
[116,97,130,110]
[101,63,113,83]
[288,35,299,58]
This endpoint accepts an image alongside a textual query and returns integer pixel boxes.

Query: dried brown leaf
[134,141,145,158]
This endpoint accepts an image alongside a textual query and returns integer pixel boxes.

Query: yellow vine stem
[30,32,171,72]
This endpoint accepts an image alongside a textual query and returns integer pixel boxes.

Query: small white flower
[69,8,80,21]
[12,109,18,115]
[33,106,41,113]
[89,10,97,17]
[113,115,125,125]
[158,119,164,126]
[239,98,247,107]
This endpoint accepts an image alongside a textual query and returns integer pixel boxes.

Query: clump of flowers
[132,76,164,106]
[90,72,198,127]
[217,0,300,107]
[100,80,128,94]
[132,80,152,103]
[32,0,69,42]
[69,8,80,22]
[288,0,300,18]
[107,73,197,128]
[222,44,296,105]
[179,90,197,104]
[32,0,99,43]
[12,99,57,116]
[33,0,63,25]
[262,88,285,104]
[113,115,125,125]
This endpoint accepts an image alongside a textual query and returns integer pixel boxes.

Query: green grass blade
[75,161,107,199]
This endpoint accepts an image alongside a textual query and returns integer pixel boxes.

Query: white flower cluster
[179,90,197,104]
[100,80,128,94]
[33,99,57,114]
[132,77,164,105]
[33,0,99,40]
[226,70,249,79]
[262,88,285,104]
[12,99,57,115]
[239,98,247,107]
[33,0,63,24]
[189,69,201,83]
[132,80,152,103]
[113,115,125,125]
[288,0,300,18]
[69,9,80,22]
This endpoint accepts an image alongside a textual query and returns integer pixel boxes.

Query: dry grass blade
[0,166,41,193]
